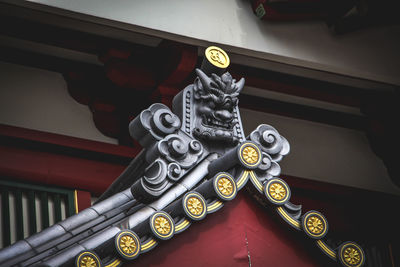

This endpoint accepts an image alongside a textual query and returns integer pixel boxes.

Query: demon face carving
[192,69,244,144]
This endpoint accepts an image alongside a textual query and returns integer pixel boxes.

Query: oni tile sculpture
[0,46,365,267]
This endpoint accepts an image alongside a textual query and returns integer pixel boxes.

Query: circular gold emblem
[80,255,97,267]
[218,177,234,196]
[115,230,141,260]
[150,211,174,240]
[154,215,171,235]
[75,251,101,267]
[183,192,207,220]
[214,173,237,201]
[343,246,361,266]
[242,146,259,164]
[269,182,286,201]
[120,235,137,254]
[187,196,204,216]
[339,242,365,267]
[205,46,230,68]
[264,178,290,205]
[302,211,328,239]
[306,216,324,234]
[238,143,262,168]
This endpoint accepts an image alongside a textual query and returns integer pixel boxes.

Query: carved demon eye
[207,100,216,109]
[222,102,231,111]
[222,97,234,110]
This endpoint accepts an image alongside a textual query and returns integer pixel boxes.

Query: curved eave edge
[246,169,365,267]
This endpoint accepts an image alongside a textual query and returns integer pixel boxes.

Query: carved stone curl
[256,152,282,181]
[249,124,290,162]
[130,103,181,148]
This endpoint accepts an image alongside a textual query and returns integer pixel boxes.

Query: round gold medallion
[339,242,365,267]
[115,230,141,260]
[343,246,361,265]
[183,192,207,220]
[80,256,97,267]
[269,182,286,201]
[218,177,234,196]
[205,46,230,68]
[264,178,290,205]
[242,146,259,164]
[75,251,101,267]
[120,235,136,254]
[150,211,174,240]
[154,215,171,235]
[302,211,328,239]
[306,216,324,234]
[238,142,262,168]
[214,173,237,201]
[187,196,204,215]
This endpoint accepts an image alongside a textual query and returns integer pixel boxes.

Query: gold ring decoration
[140,238,158,253]
[174,218,191,233]
[75,250,101,267]
[205,46,230,69]
[115,230,141,260]
[149,211,175,240]
[302,211,328,239]
[213,172,237,201]
[236,170,250,190]
[276,206,301,230]
[207,200,224,213]
[316,240,337,260]
[264,178,290,205]
[104,259,121,267]
[338,242,365,267]
[238,142,262,169]
[182,192,207,221]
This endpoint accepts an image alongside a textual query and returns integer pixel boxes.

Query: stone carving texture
[0,46,364,267]
[192,69,244,144]
[247,124,290,181]
[129,103,181,148]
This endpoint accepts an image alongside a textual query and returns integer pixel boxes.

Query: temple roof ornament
[0,46,365,267]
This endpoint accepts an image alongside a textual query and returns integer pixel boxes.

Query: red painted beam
[0,124,138,158]
[0,124,133,195]
[0,145,124,196]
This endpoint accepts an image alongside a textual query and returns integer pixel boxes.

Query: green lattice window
[0,179,76,248]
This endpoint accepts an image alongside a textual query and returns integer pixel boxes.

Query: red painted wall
[132,193,325,267]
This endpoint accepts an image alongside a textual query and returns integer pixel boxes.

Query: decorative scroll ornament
[130,103,181,148]
[249,124,290,162]
[0,45,365,267]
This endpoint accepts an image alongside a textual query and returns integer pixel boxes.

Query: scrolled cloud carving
[256,152,282,181]
[249,124,290,162]
[129,103,181,148]
[157,134,204,171]
[140,159,170,196]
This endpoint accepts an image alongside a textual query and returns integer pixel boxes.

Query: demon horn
[234,78,245,94]
[195,68,212,92]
